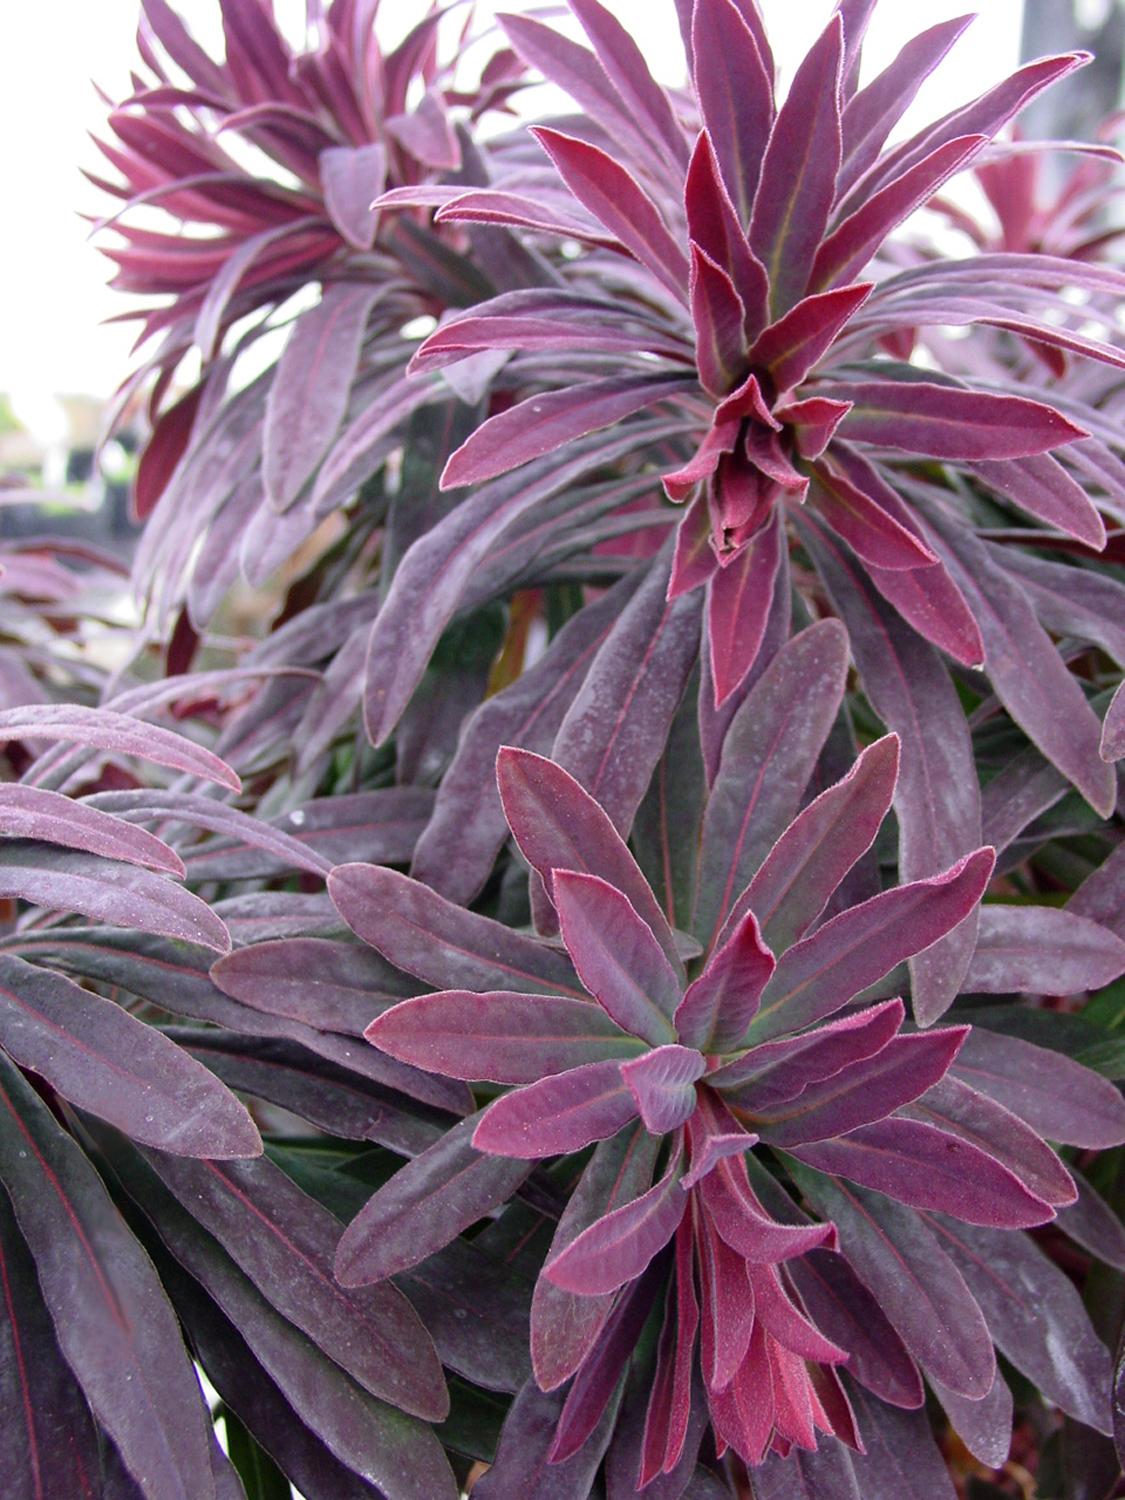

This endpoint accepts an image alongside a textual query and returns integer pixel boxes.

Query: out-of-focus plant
[0,2,1122,1498]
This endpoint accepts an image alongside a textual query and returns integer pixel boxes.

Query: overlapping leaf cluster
[0,1,1123,1497]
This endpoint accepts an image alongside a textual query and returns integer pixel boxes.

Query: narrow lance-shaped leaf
[706,508,784,706]
[964,905,1125,994]
[0,784,184,875]
[675,907,774,1051]
[0,954,260,1158]
[473,1059,640,1159]
[366,990,644,1084]
[833,379,1087,458]
[1,703,240,791]
[691,0,774,228]
[335,1112,533,1287]
[0,1053,218,1500]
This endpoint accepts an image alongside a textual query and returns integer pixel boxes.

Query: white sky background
[1,0,1023,414]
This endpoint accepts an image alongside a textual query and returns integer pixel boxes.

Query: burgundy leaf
[1057,1169,1125,1273]
[691,245,747,396]
[1103,679,1125,763]
[335,1112,532,1286]
[811,455,939,571]
[792,1117,1053,1227]
[833,379,1087,459]
[554,870,681,1044]
[695,619,849,945]
[620,1046,706,1133]
[699,1156,836,1266]
[742,734,899,953]
[496,745,680,971]
[531,127,689,299]
[755,1027,967,1145]
[141,1149,448,1420]
[843,1383,957,1500]
[263,283,382,510]
[930,1368,1013,1471]
[532,1124,660,1390]
[0,953,259,1157]
[0,784,183,875]
[472,1059,640,1159]
[684,129,770,336]
[749,14,843,314]
[798,514,984,1023]
[748,281,873,392]
[366,990,643,1084]
[706,508,784,706]
[930,1214,1113,1432]
[2,703,240,790]
[569,0,688,172]
[544,1147,686,1294]
[211,936,411,1037]
[813,135,986,291]
[971,454,1106,550]
[751,848,994,1041]
[329,862,582,997]
[697,1212,756,1388]
[906,1074,1075,1208]
[952,1028,1125,1149]
[964,905,1125,994]
[0,842,231,953]
[0,1055,218,1500]
[319,141,385,250]
[691,0,774,228]
[552,555,703,837]
[793,1167,995,1398]
[675,908,775,1051]
[711,997,905,1100]
[473,1376,619,1500]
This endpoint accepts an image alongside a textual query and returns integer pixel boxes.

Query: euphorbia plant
[0,0,1121,1497]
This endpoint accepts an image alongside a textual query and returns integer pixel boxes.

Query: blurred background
[0,0,1122,533]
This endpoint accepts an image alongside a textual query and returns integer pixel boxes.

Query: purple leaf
[742,734,899,953]
[691,0,774,228]
[319,141,385,250]
[568,0,688,172]
[910,1074,1076,1211]
[366,990,643,1084]
[329,862,582,997]
[930,519,1116,816]
[473,1059,640,1159]
[794,1168,995,1398]
[684,129,770,336]
[444,372,696,489]
[843,1383,958,1500]
[811,454,939,571]
[695,619,849,945]
[552,553,703,837]
[2,703,240,790]
[0,953,259,1157]
[697,1213,756,1388]
[755,1027,967,1146]
[838,16,975,192]
[752,848,994,1041]
[675,908,775,1051]
[141,1148,448,1420]
[473,1376,619,1500]
[620,1045,706,1132]
[791,1116,1053,1227]
[1056,1169,1125,1272]
[0,842,231,953]
[964,905,1125,994]
[690,245,747,397]
[411,577,644,905]
[749,14,843,314]
[496,745,680,971]
[0,1193,104,1500]
[335,1112,532,1286]
[544,1147,686,1294]
[833,379,1087,459]
[706,508,784,706]
[787,1248,923,1410]
[931,1367,1013,1471]
[530,127,689,299]
[813,135,985,291]
[1071,842,1125,941]
[532,1124,660,1390]
[698,1139,837,1264]
[0,1055,218,1500]
[930,1214,1113,1432]
[0,784,183,875]
[263,283,382,510]
[211,936,413,1037]
[798,514,983,1024]
[952,1028,1125,1149]
[711,996,905,1099]
[311,370,441,513]
[748,281,873,392]
[1102,678,1125,763]
[971,454,1106,550]
[554,870,681,1044]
